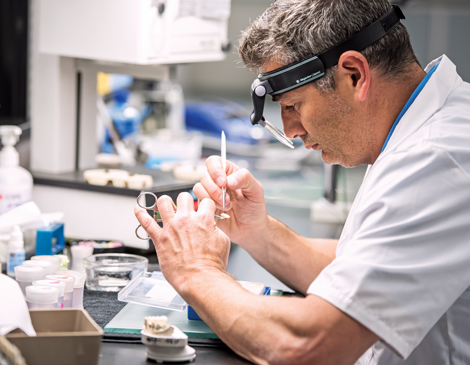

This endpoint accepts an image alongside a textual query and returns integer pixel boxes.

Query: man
[135,0,470,364]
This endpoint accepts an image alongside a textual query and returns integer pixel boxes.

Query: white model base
[146,345,196,363]
[310,197,352,224]
[142,327,196,363]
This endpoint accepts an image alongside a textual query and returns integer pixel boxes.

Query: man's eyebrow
[271,94,285,102]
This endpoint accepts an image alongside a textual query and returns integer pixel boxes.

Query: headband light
[250,4,405,147]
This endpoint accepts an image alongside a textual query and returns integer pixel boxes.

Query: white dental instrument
[221,131,227,212]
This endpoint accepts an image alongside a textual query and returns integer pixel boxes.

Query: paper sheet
[0,274,36,336]
[145,281,178,302]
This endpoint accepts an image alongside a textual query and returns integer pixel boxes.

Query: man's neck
[369,64,427,164]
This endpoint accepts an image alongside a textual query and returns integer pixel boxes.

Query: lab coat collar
[378,55,462,157]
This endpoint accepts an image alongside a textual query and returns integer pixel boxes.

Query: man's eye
[285,104,295,111]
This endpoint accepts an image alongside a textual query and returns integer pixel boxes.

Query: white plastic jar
[54,270,86,308]
[33,279,66,308]
[31,255,62,272]
[45,274,75,308]
[14,265,47,295]
[25,285,59,309]
[23,259,53,275]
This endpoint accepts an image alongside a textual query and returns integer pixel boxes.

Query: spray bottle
[7,225,25,277]
[0,126,33,215]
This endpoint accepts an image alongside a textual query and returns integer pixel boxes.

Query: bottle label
[7,251,25,276]
[0,186,32,215]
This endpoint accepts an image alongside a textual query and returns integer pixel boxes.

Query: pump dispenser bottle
[7,225,26,277]
[0,126,33,214]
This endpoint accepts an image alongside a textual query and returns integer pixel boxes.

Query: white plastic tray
[118,271,187,311]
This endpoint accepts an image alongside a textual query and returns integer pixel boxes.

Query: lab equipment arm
[193,156,337,293]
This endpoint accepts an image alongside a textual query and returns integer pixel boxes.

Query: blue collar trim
[380,62,439,153]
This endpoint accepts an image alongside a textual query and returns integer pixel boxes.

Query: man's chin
[321,151,339,165]
[321,151,352,168]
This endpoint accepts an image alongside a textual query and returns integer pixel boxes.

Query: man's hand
[193,156,270,247]
[134,192,231,291]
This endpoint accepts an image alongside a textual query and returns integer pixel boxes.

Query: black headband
[251,5,405,127]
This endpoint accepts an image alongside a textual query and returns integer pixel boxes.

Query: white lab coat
[307,55,470,365]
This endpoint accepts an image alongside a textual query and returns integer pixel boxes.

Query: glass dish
[84,253,148,292]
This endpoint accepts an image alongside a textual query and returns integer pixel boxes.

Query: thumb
[226,168,263,199]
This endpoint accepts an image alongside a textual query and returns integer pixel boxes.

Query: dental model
[141,316,196,363]
[144,316,173,334]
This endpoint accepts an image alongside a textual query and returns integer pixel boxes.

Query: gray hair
[238,0,420,93]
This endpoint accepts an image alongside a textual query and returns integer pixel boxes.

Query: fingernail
[217,177,225,186]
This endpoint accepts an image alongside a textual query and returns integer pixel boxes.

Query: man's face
[264,60,371,167]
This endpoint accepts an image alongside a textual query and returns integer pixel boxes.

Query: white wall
[177,0,470,101]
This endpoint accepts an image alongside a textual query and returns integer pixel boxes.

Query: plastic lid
[14,265,47,282]
[70,245,94,259]
[31,255,62,272]
[45,275,75,292]
[54,254,70,270]
[25,285,59,304]
[33,279,66,297]
[54,270,86,288]
[23,260,53,275]
[8,225,23,250]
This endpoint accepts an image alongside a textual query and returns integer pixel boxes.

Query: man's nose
[281,110,306,139]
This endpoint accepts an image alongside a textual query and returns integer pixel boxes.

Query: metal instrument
[135,192,228,240]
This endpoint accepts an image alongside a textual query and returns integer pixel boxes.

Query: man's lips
[306,143,320,150]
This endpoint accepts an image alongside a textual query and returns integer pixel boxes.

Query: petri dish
[84,253,148,292]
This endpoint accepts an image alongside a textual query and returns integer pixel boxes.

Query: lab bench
[99,342,251,364]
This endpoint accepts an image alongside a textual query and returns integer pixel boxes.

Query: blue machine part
[101,89,143,154]
[36,223,65,256]
[185,101,270,145]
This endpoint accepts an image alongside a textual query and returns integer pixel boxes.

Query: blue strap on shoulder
[381,62,439,153]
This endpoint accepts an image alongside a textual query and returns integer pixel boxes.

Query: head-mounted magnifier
[250,4,405,148]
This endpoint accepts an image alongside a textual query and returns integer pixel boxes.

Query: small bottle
[70,245,93,273]
[7,225,25,277]
[33,279,66,309]
[14,265,47,295]
[0,126,33,214]
[23,259,53,275]
[55,270,86,308]
[31,255,62,272]
[25,285,59,309]
[45,274,75,308]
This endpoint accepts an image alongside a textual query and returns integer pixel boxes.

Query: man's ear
[337,51,371,102]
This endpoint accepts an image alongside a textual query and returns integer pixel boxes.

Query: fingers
[134,205,161,240]
[199,170,232,210]
[198,198,217,222]
[156,195,176,225]
[176,192,195,214]
[206,155,226,187]
[192,182,211,201]
[206,155,239,186]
